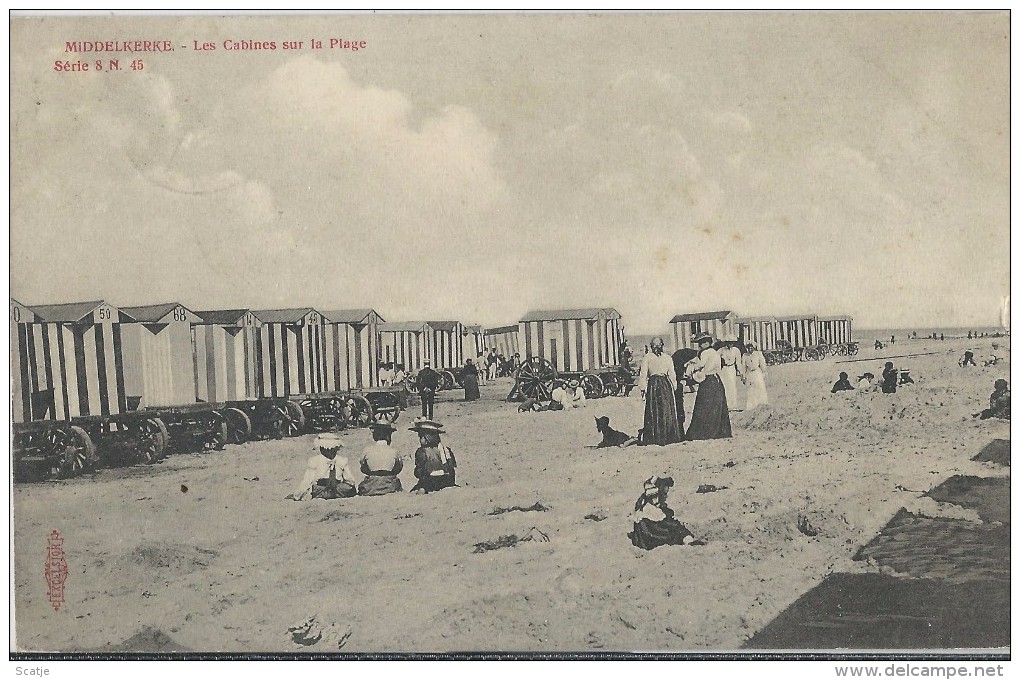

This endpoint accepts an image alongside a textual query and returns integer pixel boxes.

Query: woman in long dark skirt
[685,332,732,440]
[462,359,480,401]
[638,338,684,445]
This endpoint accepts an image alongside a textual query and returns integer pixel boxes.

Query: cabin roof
[120,303,197,322]
[379,321,431,333]
[321,309,381,324]
[195,309,249,325]
[250,308,319,323]
[520,308,620,322]
[485,324,519,334]
[30,300,128,323]
[669,310,735,323]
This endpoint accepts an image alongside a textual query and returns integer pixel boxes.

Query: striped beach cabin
[776,315,819,348]
[428,321,465,370]
[192,309,255,404]
[816,315,854,346]
[669,311,738,350]
[462,325,486,362]
[13,300,129,422]
[519,308,623,372]
[378,321,433,373]
[483,324,521,358]
[735,316,779,351]
[321,309,383,390]
[249,308,329,398]
[118,303,204,409]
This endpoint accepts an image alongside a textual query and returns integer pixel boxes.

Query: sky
[9,12,1010,334]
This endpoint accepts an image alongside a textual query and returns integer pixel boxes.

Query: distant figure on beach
[874,340,884,350]
[475,354,487,386]
[718,334,743,411]
[379,362,393,387]
[831,372,855,393]
[898,369,914,386]
[287,433,357,501]
[742,342,769,410]
[462,359,480,401]
[881,362,898,394]
[410,420,458,493]
[890,335,895,344]
[416,362,442,419]
[984,355,1001,367]
[638,337,683,445]
[393,364,406,386]
[975,380,1010,421]
[685,332,732,441]
[358,423,403,496]
[629,475,700,550]
[569,379,587,407]
[857,372,874,389]
[940,333,945,342]
[968,331,973,339]
[959,351,977,367]
[487,349,500,381]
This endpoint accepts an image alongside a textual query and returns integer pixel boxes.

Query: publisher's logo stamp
[44,530,68,612]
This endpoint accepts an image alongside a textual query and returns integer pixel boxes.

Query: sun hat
[409,419,446,434]
[315,432,344,448]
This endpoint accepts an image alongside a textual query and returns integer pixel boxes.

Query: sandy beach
[12,336,1010,653]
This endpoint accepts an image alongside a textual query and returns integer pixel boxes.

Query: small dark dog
[593,416,640,448]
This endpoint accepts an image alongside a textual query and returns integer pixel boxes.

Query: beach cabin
[15,300,130,421]
[428,321,465,370]
[816,315,854,346]
[669,311,738,350]
[518,308,623,372]
[118,303,204,410]
[321,309,383,390]
[378,321,434,373]
[192,309,254,404]
[735,316,779,351]
[462,325,486,362]
[483,325,521,358]
[776,315,819,348]
[249,308,328,398]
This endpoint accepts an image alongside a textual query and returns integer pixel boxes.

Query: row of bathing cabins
[10,297,850,425]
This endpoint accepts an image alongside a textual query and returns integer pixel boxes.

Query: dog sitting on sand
[592,416,641,448]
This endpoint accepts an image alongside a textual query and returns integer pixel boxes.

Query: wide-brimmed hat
[409,418,445,434]
[692,332,713,345]
[568,379,580,387]
[315,433,344,448]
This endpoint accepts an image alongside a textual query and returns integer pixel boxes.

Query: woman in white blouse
[637,337,684,445]
[684,332,733,440]
[741,341,769,410]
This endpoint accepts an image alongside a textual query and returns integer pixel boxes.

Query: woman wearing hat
[462,358,481,402]
[287,433,358,500]
[684,332,732,440]
[637,337,683,445]
[742,341,769,409]
[629,474,698,550]
[357,423,404,496]
[718,334,743,411]
[409,420,458,493]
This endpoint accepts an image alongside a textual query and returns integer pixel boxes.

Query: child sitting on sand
[975,379,1010,421]
[628,475,702,550]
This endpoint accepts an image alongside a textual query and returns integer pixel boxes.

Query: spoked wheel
[601,373,623,397]
[848,344,859,356]
[322,397,348,432]
[346,395,374,428]
[441,370,456,391]
[52,425,98,478]
[403,375,419,394]
[579,374,604,399]
[132,418,168,465]
[515,357,557,400]
[283,400,306,437]
[221,407,253,444]
[202,412,228,451]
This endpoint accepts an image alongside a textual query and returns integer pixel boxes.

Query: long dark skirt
[357,474,402,496]
[463,374,480,401]
[630,518,694,550]
[642,375,683,445]
[686,374,732,440]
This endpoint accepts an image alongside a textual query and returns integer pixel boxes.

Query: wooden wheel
[848,343,859,356]
[54,425,97,478]
[514,357,557,400]
[579,374,604,399]
[441,370,456,391]
[367,392,400,425]
[132,418,168,465]
[277,401,304,437]
[221,407,253,444]
[202,412,228,451]
[601,373,622,397]
[346,395,374,428]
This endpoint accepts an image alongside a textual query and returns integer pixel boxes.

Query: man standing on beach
[416,361,442,419]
